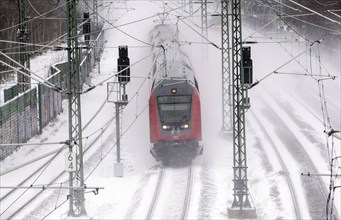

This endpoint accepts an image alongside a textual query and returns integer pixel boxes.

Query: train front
[149,78,202,162]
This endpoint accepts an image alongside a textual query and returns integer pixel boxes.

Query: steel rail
[250,111,301,219]
[259,96,339,219]
[1,114,114,219]
[145,167,165,219]
[146,164,194,220]
[181,164,193,220]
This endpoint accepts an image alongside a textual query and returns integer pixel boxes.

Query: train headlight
[180,124,189,129]
[162,124,171,130]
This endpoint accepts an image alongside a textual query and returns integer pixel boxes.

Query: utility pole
[227,0,256,218]
[66,0,87,217]
[17,0,31,93]
[221,0,232,131]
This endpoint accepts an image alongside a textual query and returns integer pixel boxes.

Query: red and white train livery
[148,24,203,162]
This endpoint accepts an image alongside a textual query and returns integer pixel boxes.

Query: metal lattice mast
[201,0,207,38]
[189,0,193,21]
[93,0,98,31]
[66,0,87,217]
[17,0,31,93]
[221,0,232,131]
[228,0,255,217]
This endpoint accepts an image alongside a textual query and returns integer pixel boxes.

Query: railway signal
[106,46,130,177]
[83,12,91,46]
[118,45,131,84]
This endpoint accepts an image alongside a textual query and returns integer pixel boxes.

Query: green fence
[38,70,63,133]
[4,84,19,102]
[0,88,38,160]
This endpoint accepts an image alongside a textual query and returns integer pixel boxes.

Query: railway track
[0,98,114,219]
[146,164,193,220]
[257,96,337,219]
[250,111,302,219]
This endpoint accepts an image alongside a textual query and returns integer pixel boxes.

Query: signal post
[107,46,130,177]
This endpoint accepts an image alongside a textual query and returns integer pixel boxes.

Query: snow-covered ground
[0,0,340,219]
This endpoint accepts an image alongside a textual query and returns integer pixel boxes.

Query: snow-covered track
[180,164,193,220]
[146,164,193,220]
[0,115,114,219]
[145,166,165,219]
[251,111,302,219]
[258,97,336,219]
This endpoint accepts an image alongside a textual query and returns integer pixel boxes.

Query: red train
[148,24,203,162]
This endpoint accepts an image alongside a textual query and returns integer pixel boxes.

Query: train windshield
[157,95,191,124]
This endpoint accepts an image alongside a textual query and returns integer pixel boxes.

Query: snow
[0,0,340,219]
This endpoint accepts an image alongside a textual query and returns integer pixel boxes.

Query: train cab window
[157,95,192,126]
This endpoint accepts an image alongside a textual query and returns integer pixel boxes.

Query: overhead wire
[0,1,153,218]
[288,0,341,25]
[83,0,196,47]
[308,39,340,220]
[249,40,322,88]
[0,51,62,92]
[81,0,207,184]
[81,49,157,94]
[254,0,339,35]
[42,198,68,220]
[264,0,313,43]
[0,16,94,55]
[0,0,112,55]
[0,1,68,33]
[27,0,49,18]
[83,48,165,182]
[160,0,213,42]
[30,48,165,215]
[83,0,154,46]
[169,8,220,49]
[0,144,66,216]
[48,0,61,7]
[0,1,191,54]
[314,0,340,6]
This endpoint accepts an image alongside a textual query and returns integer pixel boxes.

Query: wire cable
[48,0,61,7]
[0,144,66,216]
[0,51,62,92]
[249,39,322,88]
[0,1,67,33]
[314,0,340,6]
[83,48,164,182]
[42,198,68,220]
[83,0,154,46]
[82,49,157,94]
[288,0,341,25]
[27,0,48,18]
[264,0,313,43]
[161,3,220,49]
